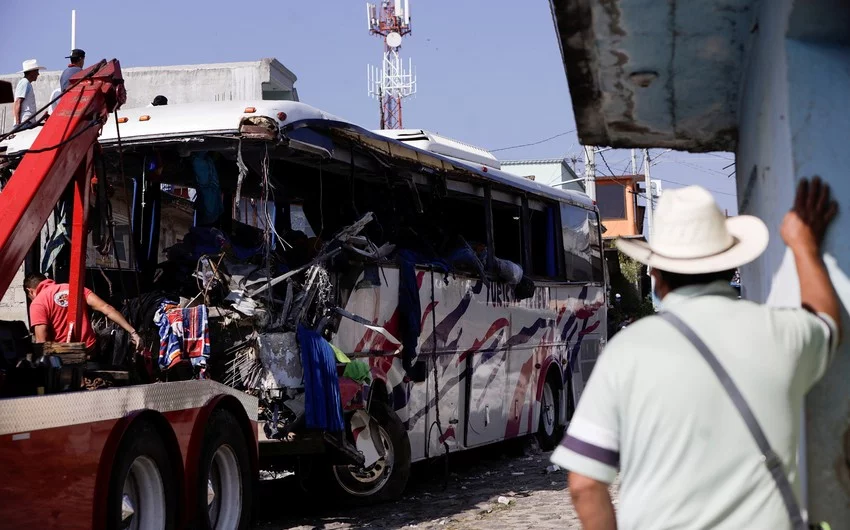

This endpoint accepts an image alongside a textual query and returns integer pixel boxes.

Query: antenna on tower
[366,0,416,129]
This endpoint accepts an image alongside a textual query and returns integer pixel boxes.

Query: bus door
[462,280,510,447]
[422,266,464,456]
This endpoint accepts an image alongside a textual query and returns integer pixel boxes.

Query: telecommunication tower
[367,0,416,129]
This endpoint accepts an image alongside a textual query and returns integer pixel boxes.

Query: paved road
[256,438,616,529]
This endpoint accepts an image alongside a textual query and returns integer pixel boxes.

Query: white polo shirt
[552,281,838,529]
[14,78,37,124]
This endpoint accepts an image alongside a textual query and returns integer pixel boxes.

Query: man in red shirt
[24,274,140,356]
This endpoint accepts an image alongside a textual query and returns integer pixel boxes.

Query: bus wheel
[330,401,411,504]
[107,421,176,530]
[537,377,564,450]
[197,410,253,530]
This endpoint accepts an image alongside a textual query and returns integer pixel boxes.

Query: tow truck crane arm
[0,59,125,340]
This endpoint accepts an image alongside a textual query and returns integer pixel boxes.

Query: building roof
[501,158,572,166]
[596,173,644,182]
[549,0,752,151]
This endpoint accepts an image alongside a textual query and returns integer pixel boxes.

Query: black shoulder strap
[659,311,807,529]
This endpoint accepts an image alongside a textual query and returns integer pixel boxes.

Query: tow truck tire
[537,375,564,451]
[329,401,411,504]
[107,420,177,530]
[196,409,253,530]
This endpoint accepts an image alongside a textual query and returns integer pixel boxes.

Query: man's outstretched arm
[781,176,841,342]
[86,292,141,349]
[570,473,617,530]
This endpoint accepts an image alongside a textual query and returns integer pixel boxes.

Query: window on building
[560,203,604,283]
[596,184,627,220]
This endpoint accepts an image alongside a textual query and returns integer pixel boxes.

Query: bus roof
[286,118,596,209]
[0,100,337,154]
[1,99,595,210]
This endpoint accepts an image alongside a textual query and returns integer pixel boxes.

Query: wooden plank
[38,342,87,365]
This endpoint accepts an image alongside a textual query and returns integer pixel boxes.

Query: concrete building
[0,58,298,132]
[551,0,850,520]
[596,174,644,240]
[501,158,585,193]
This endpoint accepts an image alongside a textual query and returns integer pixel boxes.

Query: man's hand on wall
[781,176,838,254]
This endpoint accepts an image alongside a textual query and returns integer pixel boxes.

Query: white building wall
[0,58,297,132]
[0,268,28,323]
[501,161,584,192]
[737,0,850,519]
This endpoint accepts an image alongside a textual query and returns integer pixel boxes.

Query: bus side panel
[462,276,510,448]
[563,285,607,405]
[502,283,606,442]
[335,267,430,462]
[420,272,474,457]
[411,272,501,453]
[503,284,561,440]
[335,268,606,460]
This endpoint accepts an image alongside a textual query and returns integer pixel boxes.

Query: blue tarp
[297,325,345,432]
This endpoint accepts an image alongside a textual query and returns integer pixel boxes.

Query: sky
[0,0,738,214]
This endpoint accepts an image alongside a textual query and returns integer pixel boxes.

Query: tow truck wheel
[197,409,253,530]
[537,376,564,450]
[107,421,176,530]
[329,401,411,504]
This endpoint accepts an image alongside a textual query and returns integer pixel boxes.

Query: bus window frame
[522,196,569,282]
[559,201,607,285]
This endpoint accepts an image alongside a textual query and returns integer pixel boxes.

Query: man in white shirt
[553,177,840,529]
[13,59,46,128]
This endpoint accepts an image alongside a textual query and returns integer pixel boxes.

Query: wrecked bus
[0,100,606,505]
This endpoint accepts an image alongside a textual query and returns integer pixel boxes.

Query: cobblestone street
[257,438,616,529]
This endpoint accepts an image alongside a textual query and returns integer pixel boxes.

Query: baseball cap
[65,49,86,60]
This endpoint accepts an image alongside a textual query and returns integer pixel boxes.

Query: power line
[596,150,654,203]
[662,157,729,177]
[706,152,734,161]
[490,130,576,153]
[652,176,736,197]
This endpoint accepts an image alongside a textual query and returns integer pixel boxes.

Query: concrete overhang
[549,0,754,152]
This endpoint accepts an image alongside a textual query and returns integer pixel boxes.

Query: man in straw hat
[13,59,46,128]
[553,177,840,528]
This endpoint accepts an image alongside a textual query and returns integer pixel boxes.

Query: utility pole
[643,148,654,240]
[631,148,638,175]
[583,145,596,200]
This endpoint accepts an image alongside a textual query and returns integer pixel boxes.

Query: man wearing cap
[555,178,841,528]
[60,49,86,91]
[13,59,46,127]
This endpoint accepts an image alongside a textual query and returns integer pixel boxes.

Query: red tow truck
[0,61,258,529]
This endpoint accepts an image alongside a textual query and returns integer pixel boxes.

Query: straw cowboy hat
[616,185,769,274]
[19,59,46,74]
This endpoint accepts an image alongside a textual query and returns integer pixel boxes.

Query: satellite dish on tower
[386,31,402,48]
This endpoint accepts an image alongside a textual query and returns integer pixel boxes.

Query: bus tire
[106,420,177,530]
[196,409,253,530]
[329,401,411,504]
[537,376,564,450]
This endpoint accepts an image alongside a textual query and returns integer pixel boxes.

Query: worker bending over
[24,274,140,357]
